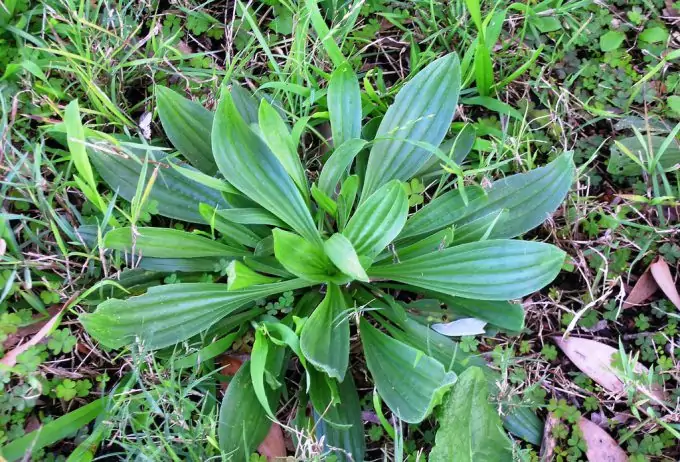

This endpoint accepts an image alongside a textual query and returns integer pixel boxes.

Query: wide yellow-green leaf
[328,63,362,148]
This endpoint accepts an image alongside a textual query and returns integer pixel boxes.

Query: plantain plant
[78,53,574,460]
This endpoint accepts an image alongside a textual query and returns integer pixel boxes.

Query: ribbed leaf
[88,143,227,224]
[199,204,262,248]
[432,293,524,332]
[430,367,513,462]
[323,234,368,282]
[314,374,366,462]
[343,180,408,258]
[328,63,362,148]
[80,279,312,349]
[272,229,344,283]
[369,240,565,300]
[456,152,575,238]
[156,86,217,174]
[258,99,308,196]
[450,209,507,245]
[104,227,248,258]
[362,54,461,198]
[217,207,287,227]
[212,90,320,245]
[318,138,367,196]
[414,125,477,178]
[226,261,280,290]
[218,361,278,461]
[300,284,350,380]
[360,319,457,423]
[398,186,487,241]
[137,257,220,273]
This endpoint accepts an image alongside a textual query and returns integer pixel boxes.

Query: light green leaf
[398,186,487,241]
[462,96,523,120]
[431,293,524,332]
[324,234,369,282]
[80,279,312,349]
[226,261,280,290]
[600,30,625,52]
[369,240,565,301]
[104,227,249,258]
[251,329,276,419]
[360,318,457,423]
[258,98,308,196]
[362,54,461,198]
[218,361,278,461]
[343,180,408,258]
[377,227,455,263]
[639,26,668,44]
[430,367,513,462]
[156,86,217,174]
[457,152,575,239]
[328,63,362,148]
[64,100,105,211]
[216,207,287,227]
[450,209,508,245]
[272,229,344,283]
[300,284,350,381]
[213,90,320,245]
[311,184,338,217]
[318,138,367,196]
[473,41,494,96]
[336,174,359,231]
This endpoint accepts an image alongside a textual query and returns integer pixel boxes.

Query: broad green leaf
[427,292,524,332]
[137,257,221,273]
[216,207,287,227]
[104,227,248,258]
[199,204,262,248]
[218,361,278,461]
[608,135,680,176]
[226,261,280,290]
[324,234,368,282]
[311,184,338,217]
[80,279,313,349]
[64,100,105,211]
[272,229,344,283]
[456,152,575,239]
[377,227,454,263]
[0,399,105,462]
[343,180,408,258]
[362,54,461,198]
[369,240,565,300]
[156,86,217,174]
[173,328,244,369]
[398,186,487,241]
[318,138,367,196]
[360,319,457,423]
[328,63,362,148]
[450,209,508,245]
[212,90,320,245]
[314,374,366,462]
[300,284,350,380]
[258,99,308,196]
[230,83,260,125]
[600,30,626,52]
[430,367,513,462]
[88,142,228,224]
[170,162,239,194]
[503,405,543,445]
[412,126,477,179]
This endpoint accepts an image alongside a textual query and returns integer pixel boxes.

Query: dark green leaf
[216,207,287,227]
[362,54,461,198]
[80,279,313,349]
[360,318,457,423]
[156,86,217,174]
[104,227,248,258]
[430,367,512,462]
[328,63,362,148]
[369,240,565,300]
[218,361,278,461]
[300,284,350,380]
[199,204,262,248]
[88,143,228,224]
[398,186,487,241]
[212,90,320,245]
[456,152,575,238]
[343,180,408,258]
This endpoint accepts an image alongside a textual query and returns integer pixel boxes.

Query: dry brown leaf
[539,412,559,462]
[1,305,66,367]
[552,336,666,403]
[649,257,680,311]
[623,269,658,309]
[578,417,628,462]
[259,423,286,461]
